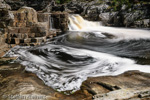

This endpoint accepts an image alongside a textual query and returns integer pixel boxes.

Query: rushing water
[5,14,150,93]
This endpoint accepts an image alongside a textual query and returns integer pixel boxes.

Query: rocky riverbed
[0,58,150,100]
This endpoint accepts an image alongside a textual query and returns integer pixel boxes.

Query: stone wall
[0,1,69,46]
[4,7,69,46]
[0,28,6,45]
[51,12,69,32]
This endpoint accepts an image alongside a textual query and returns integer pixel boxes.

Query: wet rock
[0,63,150,100]
[37,13,49,22]
[51,12,69,32]
[4,6,69,45]
[123,10,144,27]
[0,62,92,100]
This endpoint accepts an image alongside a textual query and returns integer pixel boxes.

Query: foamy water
[69,14,150,41]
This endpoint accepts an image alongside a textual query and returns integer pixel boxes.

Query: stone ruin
[0,1,69,46]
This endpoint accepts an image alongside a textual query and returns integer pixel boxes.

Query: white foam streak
[4,43,150,92]
[69,14,150,41]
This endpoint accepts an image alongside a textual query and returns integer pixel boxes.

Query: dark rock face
[0,9,14,28]
[54,0,150,28]
[0,0,12,28]
[0,0,13,53]
[51,12,69,31]
[5,0,53,11]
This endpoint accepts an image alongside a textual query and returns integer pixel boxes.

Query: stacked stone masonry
[4,7,69,46]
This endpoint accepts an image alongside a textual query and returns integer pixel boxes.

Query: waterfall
[68,14,102,30]
[68,14,150,41]
[49,15,55,30]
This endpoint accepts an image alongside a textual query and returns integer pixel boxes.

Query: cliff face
[3,0,150,28]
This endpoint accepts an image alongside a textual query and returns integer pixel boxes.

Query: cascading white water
[69,15,102,30]
[69,14,150,41]
[49,15,56,30]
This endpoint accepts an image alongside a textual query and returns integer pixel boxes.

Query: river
[4,14,150,93]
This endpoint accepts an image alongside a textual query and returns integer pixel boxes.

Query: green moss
[56,0,72,4]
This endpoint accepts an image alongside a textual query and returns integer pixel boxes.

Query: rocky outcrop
[0,61,150,100]
[5,0,53,11]
[4,7,69,46]
[0,0,14,57]
[5,7,46,46]
[54,0,150,28]
[0,0,11,10]
[0,0,69,47]
[51,12,69,32]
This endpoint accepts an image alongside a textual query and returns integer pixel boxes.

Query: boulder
[0,0,11,10]
[123,10,144,27]
[0,9,14,28]
[17,7,38,23]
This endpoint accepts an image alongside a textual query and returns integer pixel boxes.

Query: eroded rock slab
[0,59,150,100]
[0,61,92,100]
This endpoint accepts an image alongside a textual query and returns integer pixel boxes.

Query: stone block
[31,38,37,43]
[21,33,28,39]
[36,38,43,43]
[14,38,20,44]
[37,27,47,33]
[42,36,46,42]
[18,13,26,21]
[51,14,60,18]
[17,22,26,27]
[9,38,15,44]
[19,39,24,43]
[37,13,49,22]
[31,37,44,43]
[30,27,38,33]
[35,32,46,37]
[18,27,30,33]
[26,22,33,27]
[11,33,18,38]
[28,33,35,38]
[60,14,68,18]
[0,34,6,45]
[8,27,19,33]
[60,23,68,31]
[24,38,31,43]
[17,7,38,23]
